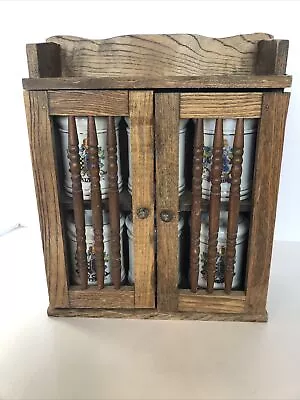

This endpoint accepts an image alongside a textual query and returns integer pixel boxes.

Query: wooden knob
[137,207,150,219]
[160,210,174,222]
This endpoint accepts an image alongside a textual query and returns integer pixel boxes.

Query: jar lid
[56,116,121,133]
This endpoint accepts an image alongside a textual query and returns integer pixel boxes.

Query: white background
[0,0,299,241]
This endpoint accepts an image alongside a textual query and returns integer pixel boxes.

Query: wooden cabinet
[23,34,291,321]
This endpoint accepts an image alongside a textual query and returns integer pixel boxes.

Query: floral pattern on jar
[56,116,122,200]
[67,210,125,286]
[200,118,257,201]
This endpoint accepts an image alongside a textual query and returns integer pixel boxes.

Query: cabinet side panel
[255,39,289,75]
[24,90,69,308]
[26,43,61,78]
[246,92,290,313]
[155,93,180,312]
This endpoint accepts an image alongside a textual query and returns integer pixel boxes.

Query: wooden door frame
[155,90,289,320]
[24,89,156,311]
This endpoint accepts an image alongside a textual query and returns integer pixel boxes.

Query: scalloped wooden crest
[46,33,273,77]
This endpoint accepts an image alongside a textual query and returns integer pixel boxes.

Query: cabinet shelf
[60,189,132,212]
[61,189,252,213]
[22,75,292,91]
[179,191,252,212]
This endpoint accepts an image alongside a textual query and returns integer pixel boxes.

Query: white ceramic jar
[56,117,122,200]
[67,210,125,286]
[201,119,256,200]
[198,211,249,290]
[125,214,184,284]
[125,118,188,195]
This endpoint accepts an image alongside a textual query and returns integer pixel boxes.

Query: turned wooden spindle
[225,119,244,293]
[88,116,105,289]
[207,119,223,293]
[189,119,204,292]
[68,116,88,289]
[107,116,121,289]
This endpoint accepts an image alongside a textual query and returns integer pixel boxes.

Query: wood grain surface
[26,43,61,78]
[246,92,290,314]
[24,91,69,308]
[155,93,180,312]
[46,33,272,77]
[256,39,289,75]
[48,90,128,116]
[180,93,263,118]
[129,91,155,308]
[178,290,246,313]
[69,286,134,309]
[48,307,268,322]
[23,75,292,90]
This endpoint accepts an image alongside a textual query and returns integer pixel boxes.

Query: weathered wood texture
[24,91,69,308]
[180,93,263,118]
[155,93,180,312]
[129,91,155,308]
[256,39,289,74]
[69,286,134,309]
[207,119,223,293]
[23,33,291,322]
[246,92,290,314]
[48,307,268,322]
[48,90,128,116]
[68,116,88,289]
[46,33,272,77]
[225,119,244,293]
[26,43,61,78]
[88,116,105,289]
[178,290,246,313]
[23,75,292,91]
[107,117,121,289]
[189,119,203,292]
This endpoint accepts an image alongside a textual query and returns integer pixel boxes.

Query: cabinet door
[25,89,156,311]
[155,91,289,316]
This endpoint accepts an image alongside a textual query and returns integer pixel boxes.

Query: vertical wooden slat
[156,93,180,312]
[68,116,88,289]
[26,43,61,78]
[23,90,69,308]
[189,119,204,292]
[225,119,244,294]
[207,119,223,293]
[129,91,155,308]
[107,116,121,289]
[88,116,105,289]
[256,39,289,75]
[246,92,290,314]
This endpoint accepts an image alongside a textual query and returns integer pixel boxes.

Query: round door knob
[160,210,174,222]
[136,207,150,219]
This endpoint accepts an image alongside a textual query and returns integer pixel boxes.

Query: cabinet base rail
[48,306,267,322]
